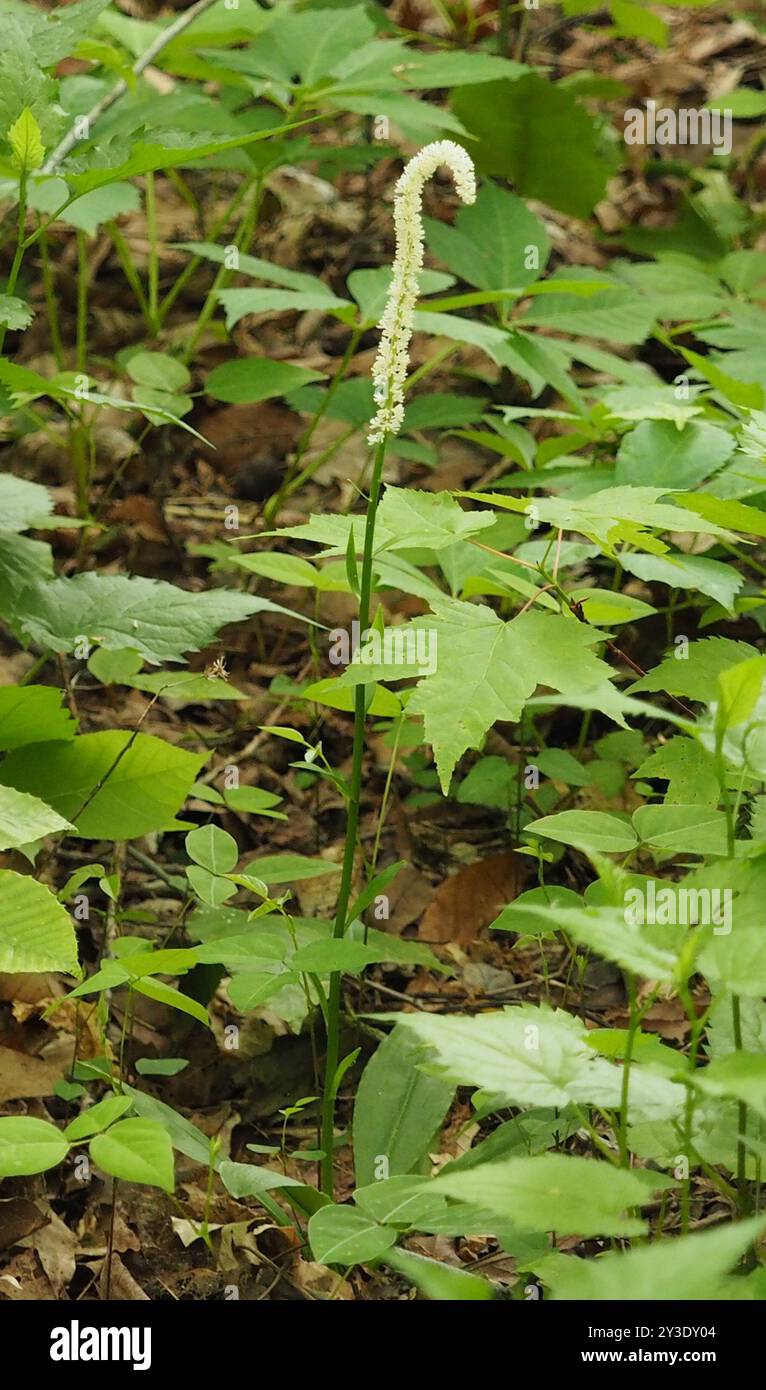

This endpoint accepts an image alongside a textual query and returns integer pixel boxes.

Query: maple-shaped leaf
[629,636,758,702]
[337,598,618,790]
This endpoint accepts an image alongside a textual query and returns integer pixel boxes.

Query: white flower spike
[368,140,476,446]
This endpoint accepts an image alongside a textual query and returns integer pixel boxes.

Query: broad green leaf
[470,485,733,551]
[695,1053,766,1117]
[699,927,766,997]
[353,1023,455,1186]
[125,351,190,392]
[0,869,79,974]
[424,181,549,293]
[452,74,617,219]
[242,854,340,885]
[89,1118,174,1192]
[0,1116,69,1176]
[630,637,758,702]
[63,1094,132,1142]
[381,1246,494,1300]
[17,571,304,664]
[63,183,140,236]
[535,1216,766,1300]
[525,810,637,855]
[0,473,55,531]
[633,803,729,857]
[0,731,204,839]
[308,1204,396,1267]
[0,783,72,849]
[124,1086,213,1168]
[616,420,733,490]
[0,686,75,748]
[520,902,681,981]
[435,1154,673,1237]
[205,357,325,404]
[185,824,239,875]
[490,885,584,937]
[339,599,617,792]
[396,1004,685,1119]
[620,552,743,612]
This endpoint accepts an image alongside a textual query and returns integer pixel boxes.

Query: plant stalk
[319,437,386,1196]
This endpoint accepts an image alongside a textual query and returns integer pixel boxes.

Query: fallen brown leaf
[418,851,524,946]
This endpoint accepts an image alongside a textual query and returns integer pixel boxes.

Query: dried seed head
[205,657,229,682]
[368,141,476,446]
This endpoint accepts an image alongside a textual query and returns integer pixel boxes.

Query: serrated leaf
[435,1154,673,1238]
[535,1215,766,1300]
[629,637,758,702]
[0,869,79,975]
[0,295,33,330]
[395,1004,685,1119]
[0,685,75,749]
[17,571,305,664]
[8,107,44,171]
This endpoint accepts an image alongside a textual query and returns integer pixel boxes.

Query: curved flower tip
[368,141,477,446]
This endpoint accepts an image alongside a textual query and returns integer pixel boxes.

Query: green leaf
[0,869,79,974]
[630,637,758,702]
[620,552,743,612]
[633,737,719,806]
[0,294,33,330]
[525,810,638,855]
[125,351,190,392]
[424,181,549,293]
[381,1246,494,1300]
[0,683,76,750]
[186,865,237,907]
[396,1004,684,1119]
[308,1204,396,1267]
[633,804,729,857]
[0,783,72,849]
[695,1054,766,1117]
[17,572,304,664]
[63,1094,132,1142]
[452,74,617,219]
[353,1023,455,1186]
[185,824,239,875]
[352,599,617,793]
[205,357,325,404]
[133,977,210,1028]
[522,902,681,981]
[435,1154,673,1237]
[616,420,733,490]
[89,1118,175,1192]
[0,731,204,839]
[699,927,766,997]
[8,107,44,171]
[243,854,340,885]
[0,473,55,530]
[535,1215,766,1300]
[63,183,140,236]
[0,1116,69,1177]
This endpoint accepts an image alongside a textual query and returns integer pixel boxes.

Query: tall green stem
[320,437,387,1196]
[0,169,27,356]
[145,172,159,335]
